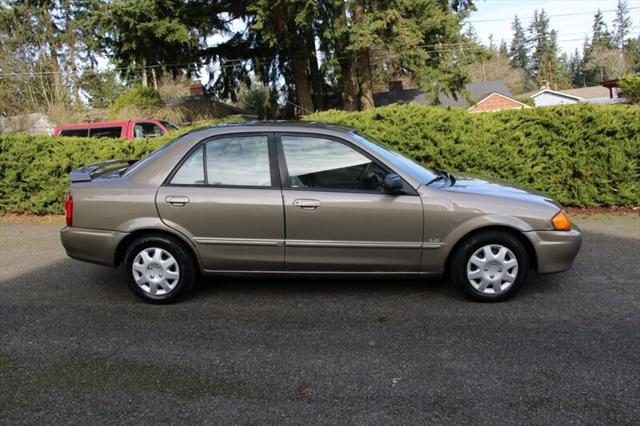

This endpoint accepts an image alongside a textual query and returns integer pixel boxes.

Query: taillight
[65,193,73,227]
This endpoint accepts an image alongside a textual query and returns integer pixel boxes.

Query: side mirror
[383,173,403,194]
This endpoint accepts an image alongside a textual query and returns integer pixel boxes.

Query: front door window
[280,135,388,191]
[134,122,165,139]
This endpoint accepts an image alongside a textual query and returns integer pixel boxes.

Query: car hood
[440,175,562,209]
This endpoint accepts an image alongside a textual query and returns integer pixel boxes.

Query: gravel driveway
[1,213,639,424]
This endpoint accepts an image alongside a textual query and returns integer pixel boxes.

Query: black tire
[123,233,197,303]
[450,230,529,302]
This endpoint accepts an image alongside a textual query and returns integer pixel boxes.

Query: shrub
[110,87,163,117]
[515,95,535,107]
[111,105,186,124]
[618,74,640,104]
[238,83,275,120]
[305,103,640,207]
[1,105,638,215]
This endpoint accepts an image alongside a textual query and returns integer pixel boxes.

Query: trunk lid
[69,159,138,182]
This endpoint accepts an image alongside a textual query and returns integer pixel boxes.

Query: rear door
[276,133,423,272]
[156,132,284,271]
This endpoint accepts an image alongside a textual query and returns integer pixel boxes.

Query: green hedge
[0,134,169,214]
[306,104,640,207]
[0,116,245,215]
[0,104,639,214]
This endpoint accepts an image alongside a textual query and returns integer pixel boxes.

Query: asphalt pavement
[0,213,639,424]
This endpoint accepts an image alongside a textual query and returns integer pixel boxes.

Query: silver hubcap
[466,244,518,295]
[132,247,180,296]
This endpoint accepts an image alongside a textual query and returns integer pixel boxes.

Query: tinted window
[59,128,89,137]
[171,146,205,185]
[281,135,387,191]
[88,127,122,138]
[170,135,271,187]
[205,136,271,186]
[134,122,165,139]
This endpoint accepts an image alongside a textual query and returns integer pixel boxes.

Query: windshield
[351,131,438,184]
[161,121,180,131]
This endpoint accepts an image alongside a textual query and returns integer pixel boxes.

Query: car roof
[195,120,355,135]
[55,120,159,129]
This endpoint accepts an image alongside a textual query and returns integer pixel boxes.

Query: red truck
[54,119,178,140]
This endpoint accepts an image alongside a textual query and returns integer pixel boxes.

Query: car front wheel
[123,234,197,303]
[451,231,529,302]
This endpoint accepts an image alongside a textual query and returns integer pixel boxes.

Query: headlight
[551,211,572,231]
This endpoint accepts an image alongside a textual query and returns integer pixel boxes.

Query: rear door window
[170,146,206,185]
[59,128,89,137]
[88,127,123,138]
[170,135,272,187]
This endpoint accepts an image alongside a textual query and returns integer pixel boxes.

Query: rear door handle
[165,195,190,206]
[293,199,321,210]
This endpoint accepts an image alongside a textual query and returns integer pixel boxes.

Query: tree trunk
[339,55,359,111]
[151,67,158,90]
[63,0,81,106]
[335,2,358,111]
[292,52,314,115]
[307,35,323,110]
[50,50,64,105]
[353,2,374,110]
[356,48,375,110]
[67,42,81,105]
[41,5,65,106]
[141,58,148,88]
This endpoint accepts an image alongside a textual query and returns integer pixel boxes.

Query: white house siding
[532,92,580,106]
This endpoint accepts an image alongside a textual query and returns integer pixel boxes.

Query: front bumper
[60,227,128,267]
[525,227,582,274]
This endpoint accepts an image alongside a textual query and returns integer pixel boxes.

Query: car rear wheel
[123,234,196,303]
[451,230,529,302]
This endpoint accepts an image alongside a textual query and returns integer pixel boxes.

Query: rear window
[89,127,122,138]
[59,128,89,137]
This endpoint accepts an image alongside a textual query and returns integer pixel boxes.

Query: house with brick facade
[467,92,531,113]
[373,80,528,112]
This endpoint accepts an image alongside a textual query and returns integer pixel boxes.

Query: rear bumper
[60,227,128,267]
[525,227,582,274]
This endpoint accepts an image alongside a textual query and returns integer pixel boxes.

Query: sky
[468,0,640,55]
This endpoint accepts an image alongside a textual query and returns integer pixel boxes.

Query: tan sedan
[60,122,582,303]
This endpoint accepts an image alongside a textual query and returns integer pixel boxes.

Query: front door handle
[293,199,321,210]
[165,195,190,206]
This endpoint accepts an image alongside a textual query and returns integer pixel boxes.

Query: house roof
[373,80,515,108]
[439,80,514,107]
[557,86,610,99]
[529,89,583,101]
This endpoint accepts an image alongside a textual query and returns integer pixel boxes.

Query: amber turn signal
[551,211,572,231]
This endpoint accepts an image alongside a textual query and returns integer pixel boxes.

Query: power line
[2,27,639,79]
[467,6,640,24]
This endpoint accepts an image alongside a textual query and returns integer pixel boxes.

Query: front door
[156,133,284,271]
[277,133,423,272]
